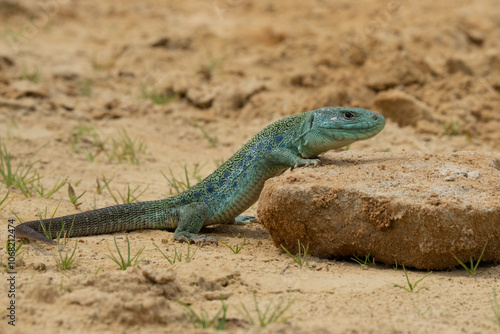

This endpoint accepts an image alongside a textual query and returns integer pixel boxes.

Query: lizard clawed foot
[291,158,321,171]
[195,236,218,247]
[176,234,218,247]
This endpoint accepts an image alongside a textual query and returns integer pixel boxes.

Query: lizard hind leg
[173,202,217,245]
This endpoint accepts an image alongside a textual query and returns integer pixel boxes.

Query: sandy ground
[0,0,499,333]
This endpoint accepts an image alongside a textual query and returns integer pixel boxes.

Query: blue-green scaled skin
[15,107,385,244]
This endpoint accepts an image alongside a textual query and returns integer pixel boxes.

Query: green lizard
[15,107,385,244]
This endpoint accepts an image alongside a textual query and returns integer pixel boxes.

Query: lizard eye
[344,111,354,119]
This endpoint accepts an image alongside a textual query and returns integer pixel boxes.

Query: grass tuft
[106,130,147,165]
[351,252,376,269]
[281,240,309,267]
[238,292,295,327]
[393,263,432,293]
[100,176,149,204]
[452,241,488,276]
[220,237,246,254]
[20,66,41,83]
[106,236,145,270]
[80,79,93,97]
[67,182,86,209]
[161,163,204,195]
[153,242,197,264]
[55,240,78,270]
[177,296,228,330]
[140,84,176,105]
[191,121,218,147]
[0,141,66,198]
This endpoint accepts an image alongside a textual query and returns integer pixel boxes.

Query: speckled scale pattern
[15,107,386,243]
[171,111,310,225]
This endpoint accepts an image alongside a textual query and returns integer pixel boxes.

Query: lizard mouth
[325,115,386,141]
[341,113,386,132]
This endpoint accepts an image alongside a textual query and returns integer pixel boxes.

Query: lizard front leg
[266,147,321,171]
[173,202,217,244]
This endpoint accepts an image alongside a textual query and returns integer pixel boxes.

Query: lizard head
[296,106,386,158]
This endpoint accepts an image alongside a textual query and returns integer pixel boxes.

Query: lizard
[15,106,385,245]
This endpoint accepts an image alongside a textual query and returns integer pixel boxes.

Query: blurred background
[0,0,499,154]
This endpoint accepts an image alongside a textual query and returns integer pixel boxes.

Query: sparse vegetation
[55,240,78,270]
[71,124,105,162]
[191,121,218,147]
[417,306,433,317]
[351,252,376,269]
[106,130,147,165]
[153,242,197,264]
[116,184,150,204]
[393,264,432,293]
[100,175,149,204]
[238,293,295,328]
[80,79,93,97]
[440,120,461,136]
[281,241,309,267]
[67,182,86,209]
[0,140,41,196]
[0,140,66,198]
[71,126,146,164]
[106,236,145,270]
[0,188,11,209]
[452,241,488,276]
[34,175,67,198]
[35,202,64,240]
[177,296,228,330]
[161,163,204,195]
[140,84,176,105]
[220,237,246,254]
[20,66,41,83]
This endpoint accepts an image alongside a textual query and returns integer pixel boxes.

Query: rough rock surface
[258,151,500,270]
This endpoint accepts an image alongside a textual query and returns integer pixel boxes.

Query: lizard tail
[15,200,169,244]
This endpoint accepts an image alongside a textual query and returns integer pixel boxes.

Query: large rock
[258,151,500,270]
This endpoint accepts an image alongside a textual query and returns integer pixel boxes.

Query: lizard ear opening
[300,111,315,135]
[307,111,315,130]
[294,111,316,157]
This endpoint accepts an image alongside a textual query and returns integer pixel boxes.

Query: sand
[0,0,499,333]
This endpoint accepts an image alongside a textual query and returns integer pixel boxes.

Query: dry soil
[0,0,499,333]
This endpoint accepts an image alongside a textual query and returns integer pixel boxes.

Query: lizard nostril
[373,115,379,121]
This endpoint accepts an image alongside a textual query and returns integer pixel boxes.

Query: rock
[51,94,75,111]
[288,70,327,87]
[142,268,176,284]
[186,86,215,109]
[365,56,425,91]
[373,90,434,127]
[258,151,500,270]
[0,96,36,111]
[6,80,49,99]
[0,54,15,69]
[446,57,474,75]
[212,79,266,116]
[150,36,192,50]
